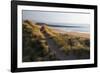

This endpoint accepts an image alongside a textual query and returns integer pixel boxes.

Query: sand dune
[50,28,90,39]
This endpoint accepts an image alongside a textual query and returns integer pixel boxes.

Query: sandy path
[43,33,77,60]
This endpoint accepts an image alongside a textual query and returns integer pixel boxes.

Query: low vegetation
[22,20,90,62]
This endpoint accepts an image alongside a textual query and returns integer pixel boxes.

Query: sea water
[48,23,90,33]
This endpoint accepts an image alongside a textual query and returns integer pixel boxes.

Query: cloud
[22,10,90,25]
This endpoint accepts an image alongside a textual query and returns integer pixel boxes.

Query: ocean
[48,23,90,33]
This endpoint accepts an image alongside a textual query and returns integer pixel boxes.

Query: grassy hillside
[22,20,58,62]
[42,25,90,59]
[22,20,90,62]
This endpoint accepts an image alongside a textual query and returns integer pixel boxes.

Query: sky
[22,10,90,25]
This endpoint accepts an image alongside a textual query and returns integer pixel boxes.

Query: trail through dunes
[23,20,90,62]
[43,32,77,60]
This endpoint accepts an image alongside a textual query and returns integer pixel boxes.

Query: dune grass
[22,20,90,62]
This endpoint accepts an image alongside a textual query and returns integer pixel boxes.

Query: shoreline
[65,31,90,39]
[51,28,90,39]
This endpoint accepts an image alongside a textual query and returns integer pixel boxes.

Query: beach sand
[52,28,90,39]
[65,32,90,39]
